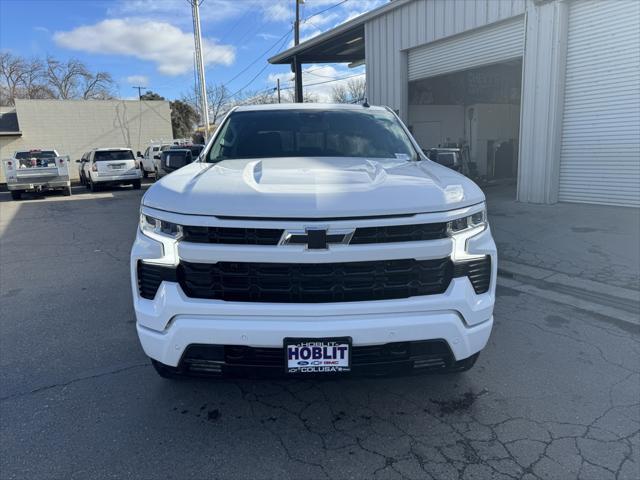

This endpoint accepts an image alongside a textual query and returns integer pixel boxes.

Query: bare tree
[45,57,87,99]
[206,83,232,124]
[331,78,366,104]
[347,78,366,103]
[331,84,349,103]
[22,58,51,99]
[81,71,114,100]
[0,52,27,105]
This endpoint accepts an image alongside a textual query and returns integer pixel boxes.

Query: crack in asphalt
[0,363,149,402]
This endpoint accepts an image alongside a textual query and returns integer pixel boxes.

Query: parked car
[2,149,71,200]
[423,147,463,172]
[76,151,90,185]
[155,149,193,179]
[131,104,496,379]
[82,148,142,192]
[138,142,173,178]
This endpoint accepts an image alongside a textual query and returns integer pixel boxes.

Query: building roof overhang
[268,0,411,65]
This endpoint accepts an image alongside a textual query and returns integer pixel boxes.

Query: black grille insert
[182,226,284,245]
[453,256,492,294]
[178,258,453,303]
[351,223,448,244]
[137,261,177,299]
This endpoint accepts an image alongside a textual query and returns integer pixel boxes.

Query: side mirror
[75,159,81,163]
[153,154,160,160]
[137,151,143,158]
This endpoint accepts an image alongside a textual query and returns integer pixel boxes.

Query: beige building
[0,98,173,181]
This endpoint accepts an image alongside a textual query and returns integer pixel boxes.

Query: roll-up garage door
[408,16,524,81]
[559,0,640,207]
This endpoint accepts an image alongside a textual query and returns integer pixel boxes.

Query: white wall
[408,105,464,148]
[467,103,520,175]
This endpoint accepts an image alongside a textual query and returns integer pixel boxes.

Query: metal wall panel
[365,0,525,119]
[407,16,524,81]
[559,0,640,207]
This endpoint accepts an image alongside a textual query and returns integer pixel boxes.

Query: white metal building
[270,0,640,207]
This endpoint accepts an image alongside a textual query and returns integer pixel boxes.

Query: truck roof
[91,147,133,151]
[233,103,388,113]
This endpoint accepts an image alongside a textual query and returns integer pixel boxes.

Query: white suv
[83,148,142,192]
[131,104,497,378]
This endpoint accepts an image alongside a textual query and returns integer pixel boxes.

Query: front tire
[62,186,72,196]
[10,190,22,200]
[90,179,100,192]
[142,167,149,178]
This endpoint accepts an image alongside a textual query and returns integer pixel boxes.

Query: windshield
[94,150,134,161]
[206,109,417,162]
[15,150,56,160]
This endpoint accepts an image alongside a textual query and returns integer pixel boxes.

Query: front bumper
[131,216,497,368]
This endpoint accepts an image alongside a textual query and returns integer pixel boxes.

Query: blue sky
[0,0,384,102]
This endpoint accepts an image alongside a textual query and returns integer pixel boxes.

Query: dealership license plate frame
[284,337,352,374]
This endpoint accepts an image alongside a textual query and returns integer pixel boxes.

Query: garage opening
[408,59,522,188]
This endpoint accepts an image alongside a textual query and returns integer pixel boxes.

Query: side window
[144,147,150,158]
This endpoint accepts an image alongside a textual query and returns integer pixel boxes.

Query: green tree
[140,90,164,101]
[170,100,198,139]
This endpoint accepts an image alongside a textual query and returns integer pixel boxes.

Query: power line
[279,72,364,90]
[219,27,293,90]
[303,0,350,23]
[227,30,293,99]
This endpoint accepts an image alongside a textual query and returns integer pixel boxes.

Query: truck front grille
[180,222,448,245]
[177,258,453,303]
[137,255,491,301]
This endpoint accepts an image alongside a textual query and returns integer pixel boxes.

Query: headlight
[447,208,487,235]
[140,214,183,239]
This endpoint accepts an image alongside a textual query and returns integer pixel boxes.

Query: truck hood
[142,157,485,218]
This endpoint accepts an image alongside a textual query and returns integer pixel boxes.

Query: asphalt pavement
[1,183,638,479]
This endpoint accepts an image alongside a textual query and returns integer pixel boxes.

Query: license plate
[284,337,351,374]
[110,164,125,170]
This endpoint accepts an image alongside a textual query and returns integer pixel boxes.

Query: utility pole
[293,0,304,103]
[276,78,281,103]
[132,86,145,100]
[189,0,210,141]
[294,0,301,46]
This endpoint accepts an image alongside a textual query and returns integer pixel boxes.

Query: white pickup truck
[131,104,497,379]
[2,149,71,200]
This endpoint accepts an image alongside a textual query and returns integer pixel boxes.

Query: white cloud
[54,19,235,76]
[257,32,280,40]
[126,75,149,86]
[263,2,290,22]
[108,0,244,24]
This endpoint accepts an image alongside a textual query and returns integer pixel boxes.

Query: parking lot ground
[1,184,639,479]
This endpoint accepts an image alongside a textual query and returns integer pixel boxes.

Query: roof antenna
[362,97,370,108]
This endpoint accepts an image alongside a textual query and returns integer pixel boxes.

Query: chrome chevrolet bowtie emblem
[280,227,355,250]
